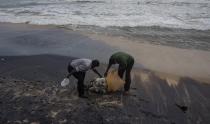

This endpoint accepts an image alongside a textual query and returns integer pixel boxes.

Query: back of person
[110,52,134,67]
[70,58,92,72]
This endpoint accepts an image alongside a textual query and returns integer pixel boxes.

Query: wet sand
[0,23,117,61]
[0,23,210,124]
[85,33,210,83]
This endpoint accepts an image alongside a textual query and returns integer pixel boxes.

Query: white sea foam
[0,0,210,30]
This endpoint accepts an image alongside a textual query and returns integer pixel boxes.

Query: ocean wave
[0,17,209,30]
[71,0,106,4]
[0,0,209,30]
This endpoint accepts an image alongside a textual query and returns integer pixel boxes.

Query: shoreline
[1,22,210,51]
[1,18,210,31]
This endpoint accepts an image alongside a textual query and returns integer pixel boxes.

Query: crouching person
[66,58,102,98]
[104,52,134,95]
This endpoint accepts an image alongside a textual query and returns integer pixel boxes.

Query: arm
[92,68,102,78]
[104,59,113,77]
[66,69,76,78]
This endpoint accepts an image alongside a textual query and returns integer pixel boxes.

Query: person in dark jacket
[67,58,102,98]
[104,52,134,94]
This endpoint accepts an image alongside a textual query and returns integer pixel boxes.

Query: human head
[91,59,100,68]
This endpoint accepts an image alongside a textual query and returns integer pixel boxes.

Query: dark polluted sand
[0,55,210,124]
[0,22,117,62]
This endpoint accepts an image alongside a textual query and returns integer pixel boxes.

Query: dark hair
[92,59,100,68]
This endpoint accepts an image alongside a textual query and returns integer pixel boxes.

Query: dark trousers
[118,60,134,91]
[68,65,86,96]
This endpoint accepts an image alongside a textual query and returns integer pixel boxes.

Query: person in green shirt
[104,52,134,94]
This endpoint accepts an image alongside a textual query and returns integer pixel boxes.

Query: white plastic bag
[89,78,107,94]
[61,78,70,87]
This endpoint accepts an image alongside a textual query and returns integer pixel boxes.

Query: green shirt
[110,52,134,67]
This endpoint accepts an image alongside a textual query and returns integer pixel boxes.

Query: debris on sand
[175,103,188,113]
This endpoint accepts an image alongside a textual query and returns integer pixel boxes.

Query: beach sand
[0,23,210,124]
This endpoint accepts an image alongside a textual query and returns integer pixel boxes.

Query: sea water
[0,0,209,30]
